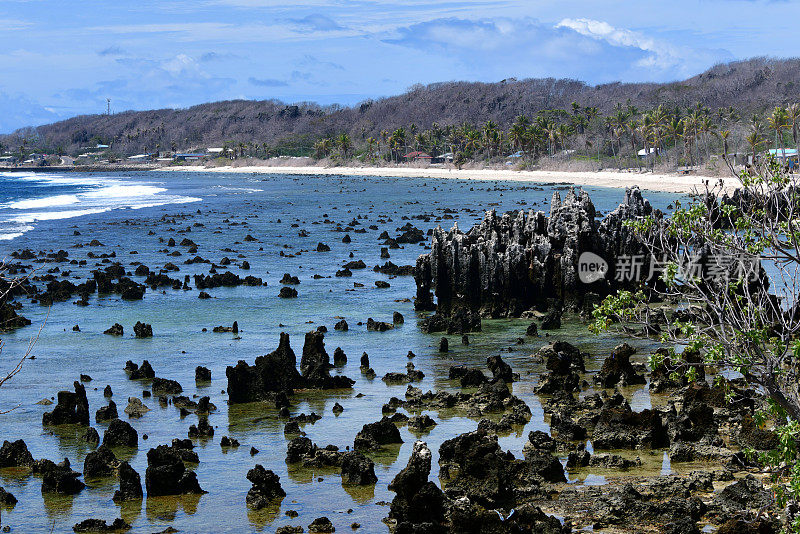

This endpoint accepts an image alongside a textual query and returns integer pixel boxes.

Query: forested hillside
[4,57,800,157]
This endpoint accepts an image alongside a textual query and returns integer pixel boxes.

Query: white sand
[162,164,738,194]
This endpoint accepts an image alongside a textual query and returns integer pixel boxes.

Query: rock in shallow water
[145,445,205,496]
[246,464,285,509]
[42,381,90,426]
[414,187,654,325]
[340,451,377,486]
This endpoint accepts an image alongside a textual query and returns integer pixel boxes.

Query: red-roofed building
[403,151,432,161]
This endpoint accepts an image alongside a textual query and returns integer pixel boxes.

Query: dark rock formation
[0,486,17,506]
[333,347,347,365]
[188,417,214,439]
[95,400,118,422]
[414,187,654,321]
[487,355,515,383]
[133,321,153,338]
[710,476,774,522]
[113,461,143,502]
[354,417,403,451]
[126,360,155,380]
[36,459,85,494]
[42,381,90,426]
[226,332,302,403]
[279,286,298,298]
[102,419,138,448]
[450,366,487,387]
[366,318,393,331]
[72,518,131,532]
[596,343,646,387]
[308,517,335,533]
[388,441,445,531]
[246,465,286,509]
[83,445,119,478]
[592,402,668,449]
[535,341,585,394]
[104,323,123,336]
[152,377,183,395]
[340,451,378,485]
[300,331,355,389]
[0,439,34,468]
[145,445,205,496]
[438,429,521,508]
[195,366,211,381]
[286,437,345,467]
[408,414,437,431]
[299,331,330,381]
[82,427,100,445]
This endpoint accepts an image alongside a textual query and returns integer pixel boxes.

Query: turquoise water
[0,171,681,533]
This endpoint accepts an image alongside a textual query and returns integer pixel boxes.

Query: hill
[5,57,800,156]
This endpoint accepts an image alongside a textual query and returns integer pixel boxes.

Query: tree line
[310,101,800,171]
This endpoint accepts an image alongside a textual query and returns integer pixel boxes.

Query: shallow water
[0,171,682,533]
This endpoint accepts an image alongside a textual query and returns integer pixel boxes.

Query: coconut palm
[698,115,716,161]
[746,131,764,163]
[719,130,731,165]
[788,103,800,166]
[388,128,406,163]
[314,138,332,159]
[337,134,352,159]
[464,130,481,156]
[365,137,377,161]
[509,116,529,156]
[482,120,498,159]
[768,106,788,161]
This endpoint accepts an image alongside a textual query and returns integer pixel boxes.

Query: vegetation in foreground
[593,159,800,531]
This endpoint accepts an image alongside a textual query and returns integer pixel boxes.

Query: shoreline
[160,164,737,194]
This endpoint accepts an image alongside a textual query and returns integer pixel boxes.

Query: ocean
[0,170,683,533]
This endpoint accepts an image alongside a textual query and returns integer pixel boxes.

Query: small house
[403,151,432,162]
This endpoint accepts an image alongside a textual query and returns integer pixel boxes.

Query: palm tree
[698,115,716,161]
[314,138,332,159]
[745,131,764,164]
[464,130,481,156]
[366,137,377,161]
[413,132,426,152]
[719,130,731,165]
[665,117,683,166]
[626,118,639,152]
[557,123,571,153]
[682,114,698,166]
[482,120,498,159]
[509,116,529,156]
[767,106,788,161]
[788,103,800,166]
[379,130,389,160]
[686,110,703,165]
[337,134,352,159]
[388,128,406,163]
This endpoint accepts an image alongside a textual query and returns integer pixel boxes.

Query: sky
[0,0,795,133]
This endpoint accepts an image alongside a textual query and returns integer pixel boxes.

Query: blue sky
[0,0,794,132]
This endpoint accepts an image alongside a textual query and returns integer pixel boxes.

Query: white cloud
[557,18,685,71]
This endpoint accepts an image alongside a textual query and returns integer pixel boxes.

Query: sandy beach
[162,164,737,194]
